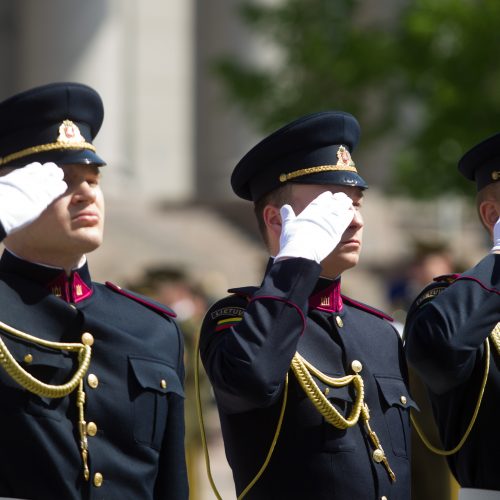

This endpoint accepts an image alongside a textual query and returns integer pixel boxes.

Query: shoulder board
[105,281,176,318]
[226,285,258,299]
[341,295,393,321]
[433,273,460,284]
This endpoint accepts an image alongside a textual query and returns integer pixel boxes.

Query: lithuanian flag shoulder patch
[215,316,243,332]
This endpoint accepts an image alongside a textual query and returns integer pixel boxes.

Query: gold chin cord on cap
[279,164,358,183]
[0,120,96,166]
[279,145,358,183]
[291,352,396,482]
[0,319,92,480]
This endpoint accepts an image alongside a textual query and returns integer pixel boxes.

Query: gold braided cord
[0,319,92,480]
[0,319,91,398]
[196,336,399,498]
[489,322,500,356]
[279,164,358,183]
[291,352,396,482]
[361,404,396,482]
[195,331,290,500]
[0,141,96,166]
[411,334,493,456]
[76,377,90,481]
[291,352,364,429]
[237,375,289,499]
[195,336,223,500]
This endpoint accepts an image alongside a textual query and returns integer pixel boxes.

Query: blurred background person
[127,266,214,500]
[386,240,458,329]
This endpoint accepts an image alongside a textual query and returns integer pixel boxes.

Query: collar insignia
[320,296,330,307]
[309,280,343,313]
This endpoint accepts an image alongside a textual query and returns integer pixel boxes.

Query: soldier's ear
[262,203,282,243]
[478,199,499,233]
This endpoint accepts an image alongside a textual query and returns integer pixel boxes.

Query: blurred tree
[214,0,500,198]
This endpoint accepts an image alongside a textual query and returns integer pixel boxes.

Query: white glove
[491,216,500,253]
[274,191,354,263]
[0,162,67,235]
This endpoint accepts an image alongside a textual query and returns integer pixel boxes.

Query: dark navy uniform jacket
[405,253,500,489]
[200,257,413,499]
[0,250,188,500]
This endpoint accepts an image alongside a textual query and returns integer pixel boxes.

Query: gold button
[23,354,33,364]
[93,472,103,487]
[351,360,362,373]
[160,379,167,389]
[81,332,94,346]
[335,316,343,328]
[381,497,388,500]
[372,448,385,463]
[87,374,99,389]
[400,395,407,405]
[69,304,77,310]
[324,387,330,396]
[87,422,97,436]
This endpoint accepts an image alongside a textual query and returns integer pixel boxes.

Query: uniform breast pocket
[375,375,418,457]
[129,356,185,450]
[320,382,357,453]
[23,350,74,421]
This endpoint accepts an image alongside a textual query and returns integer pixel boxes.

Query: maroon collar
[0,250,93,304]
[46,271,93,303]
[309,278,343,313]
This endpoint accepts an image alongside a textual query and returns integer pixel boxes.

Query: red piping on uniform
[456,276,500,294]
[248,295,307,335]
[342,295,393,321]
[105,281,177,317]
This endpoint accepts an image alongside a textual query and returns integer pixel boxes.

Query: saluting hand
[491,216,500,254]
[275,191,354,264]
[0,162,67,235]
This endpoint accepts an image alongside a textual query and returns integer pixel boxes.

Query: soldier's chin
[73,230,103,253]
[321,252,360,278]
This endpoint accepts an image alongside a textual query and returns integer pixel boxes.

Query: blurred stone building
[0,0,487,305]
[0,2,486,497]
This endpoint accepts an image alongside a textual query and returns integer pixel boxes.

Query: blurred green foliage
[214,0,500,198]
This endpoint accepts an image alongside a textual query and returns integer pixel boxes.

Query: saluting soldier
[0,82,188,499]
[199,111,414,499]
[405,134,500,499]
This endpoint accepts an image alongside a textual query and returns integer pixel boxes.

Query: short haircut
[253,183,293,247]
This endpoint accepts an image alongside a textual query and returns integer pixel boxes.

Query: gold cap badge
[57,120,86,145]
[336,145,355,168]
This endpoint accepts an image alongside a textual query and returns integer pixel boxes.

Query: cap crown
[231,110,367,201]
[0,82,105,167]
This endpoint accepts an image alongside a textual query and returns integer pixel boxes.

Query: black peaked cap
[458,132,500,191]
[0,82,106,168]
[231,110,368,202]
